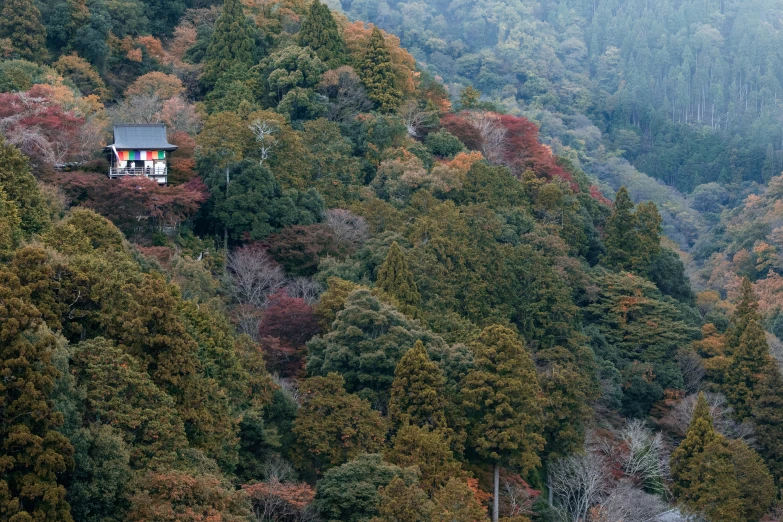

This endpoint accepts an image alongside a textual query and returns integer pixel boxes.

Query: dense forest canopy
[1,0,783,521]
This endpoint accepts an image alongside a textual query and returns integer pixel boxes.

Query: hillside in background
[339,0,783,248]
[1,0,783,520]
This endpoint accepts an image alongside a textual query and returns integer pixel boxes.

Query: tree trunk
[493,462,499,522]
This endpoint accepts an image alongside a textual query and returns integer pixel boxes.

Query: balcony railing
[109,167,167,183]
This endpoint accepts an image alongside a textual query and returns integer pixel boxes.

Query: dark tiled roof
[109,124,178,150]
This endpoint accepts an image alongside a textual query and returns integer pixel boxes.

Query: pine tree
[386,424,463,495]
[388,340,448,431]
[752,363,783,486]
[0,268,74,521]
[633,201,662,269]
[603,186,637,270]
[459,85,481,110]
[298,0,345,67]
[725,277,762,355]
[376,241,420,307]
[461,324,544,522]
[202,0,258,88]
[0,0,48,62]
[670,392,720,499]
[358,27,402,113]
[723,318,771,419]
[291,373,385,474]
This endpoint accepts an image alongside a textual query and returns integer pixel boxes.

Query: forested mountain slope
[1,0,782,520]
[340,0,783,247]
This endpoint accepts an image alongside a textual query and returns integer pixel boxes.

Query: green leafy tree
[299,0,346,67]
[307,289,447,407]
[385,424,463,495]
[462,324,544,522]
[202,0,259,88]
[0,0,47,61]
[0,138,50,237]
[102,273,238,470]
[388,340,448,431]
[0,269,74,522]
[370,477,433,522]
[206,159,324,242]
[0,187,21,253]
[258,45,326,104]
[314,454,417,522]
[376,241,421,309]
[536,344,599,459]
[70,338,189,469]
[358,27,402,112]
[67,424,133,522]
[292,373,385,474]
[258,45,327,103]
[458,85,481,110]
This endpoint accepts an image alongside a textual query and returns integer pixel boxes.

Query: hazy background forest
[2,0,783,520]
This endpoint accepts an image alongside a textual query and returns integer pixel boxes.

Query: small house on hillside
[106,123,177,185]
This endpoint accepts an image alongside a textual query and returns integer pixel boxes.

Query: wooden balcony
[109,167,167,184]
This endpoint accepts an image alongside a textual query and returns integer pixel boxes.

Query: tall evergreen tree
[720,278,770,420]
[388,340,448,431]
[0,268,74,521]
[670,392,720,499]
[752,363,783,486]
[376,241,420,308]
[358,27,402,113]
[602,186,637,270]
[633,201,662,269]
[723,318,771,419]
[725,277,762,355]
[0,0,48,62]
[461,324,544,522]
[202,0,259,88]
[298,0,345,67]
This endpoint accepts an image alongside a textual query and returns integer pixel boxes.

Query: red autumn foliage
[497,114,569,183]
[259,289,320,376]
[440,112,483,151]
[441,111,574,187]
[0,86,93,166]
[259,290,320,347]
[590,185,613,206]
[50,171,208,233]
[499,470,540,518]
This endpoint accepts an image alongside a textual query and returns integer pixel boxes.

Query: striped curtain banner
[118,151,164,161]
